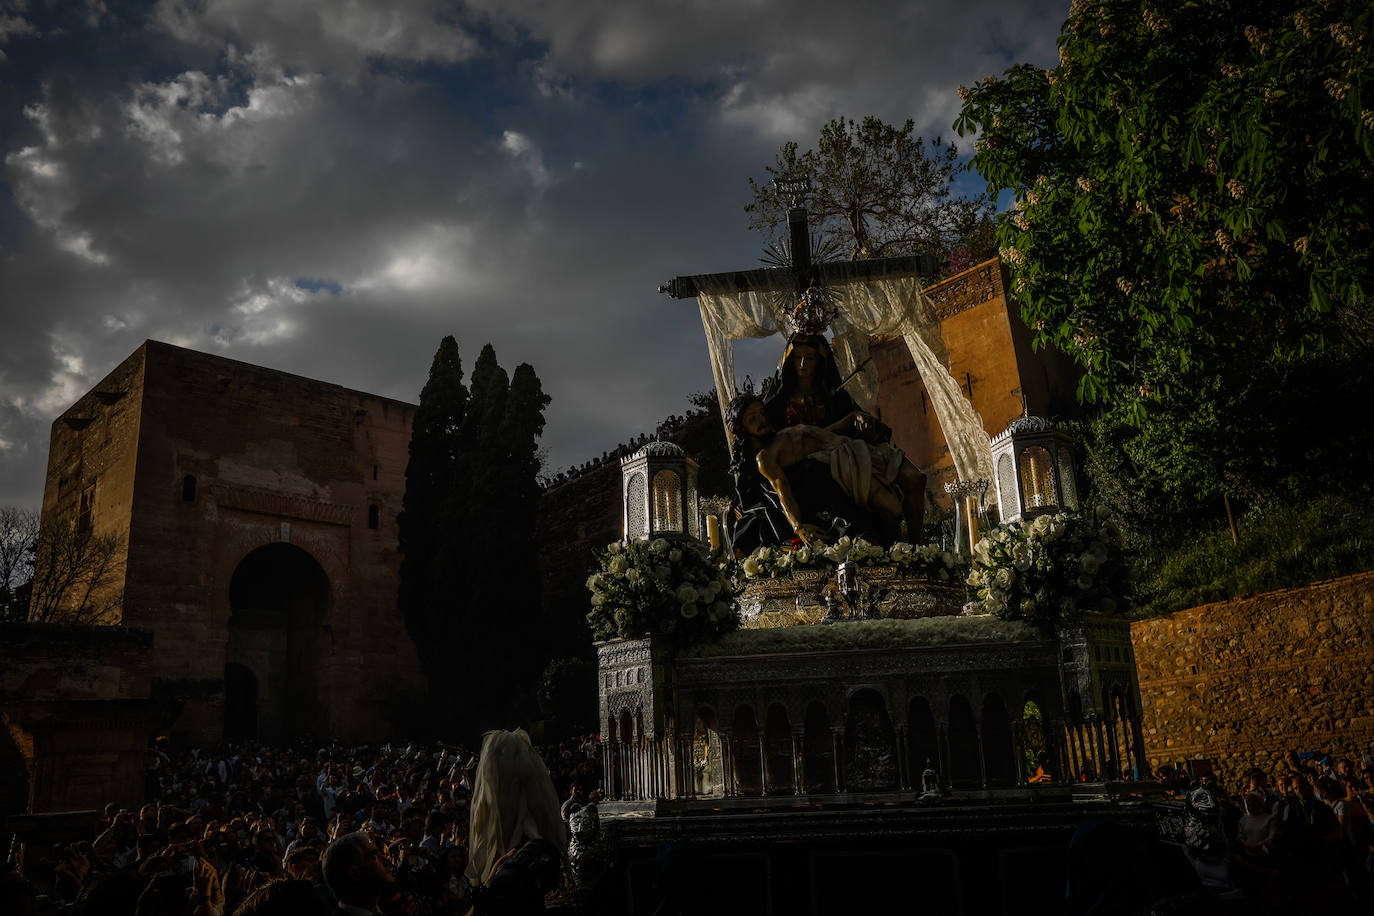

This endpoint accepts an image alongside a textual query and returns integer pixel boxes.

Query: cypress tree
[401,340,552,738]
[397,337,467,729]
[497,364,552,680]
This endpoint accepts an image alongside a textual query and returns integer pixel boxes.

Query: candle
[706,514,721,551]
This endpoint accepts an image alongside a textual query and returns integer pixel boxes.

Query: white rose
[681,602,699,618]
[795,547,812,564]
[1079,553,1100,576]
[1095,505,1111,521]
[676,583,697,603]
[591,593,605,606]
[626,568,642,583]
[757,547,772,561]
[1076,574,1093,591]
[995,568,1015,589]
[607,541,623,554]
[743,557,762,577]
[610,556,630,575]
[585,573,602,590]
[650,537,669,553]
[777,553,793,569]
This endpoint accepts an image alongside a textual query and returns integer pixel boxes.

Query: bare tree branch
[26,521,125,625]
[0,506,39,622]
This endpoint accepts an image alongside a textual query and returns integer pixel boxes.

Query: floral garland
[586,537,738,644]
[966,507,1131,625]
[735,537,966,583]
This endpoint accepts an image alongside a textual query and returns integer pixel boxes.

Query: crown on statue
[787,286,836,337]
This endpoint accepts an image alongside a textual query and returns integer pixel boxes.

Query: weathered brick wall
[35,347,148,623]
[870,258,1078,505]
[0,623,159,813]
[1131,571,1374,776]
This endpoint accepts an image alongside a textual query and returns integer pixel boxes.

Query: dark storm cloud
[0,0,1066,506]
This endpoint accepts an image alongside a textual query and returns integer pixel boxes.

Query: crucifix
[658,179,937,304]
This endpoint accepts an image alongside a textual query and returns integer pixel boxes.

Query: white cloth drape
[696,266,995,483]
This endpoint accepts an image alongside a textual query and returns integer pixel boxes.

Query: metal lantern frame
[990,417,1079,524]
[620,441,700,541]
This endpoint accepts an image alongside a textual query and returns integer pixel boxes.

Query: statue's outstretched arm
[757,448,820,545]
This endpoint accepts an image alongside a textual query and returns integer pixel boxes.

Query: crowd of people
[2,735,603,916]
[7,734,1374,914]
[1125,750,1374,912]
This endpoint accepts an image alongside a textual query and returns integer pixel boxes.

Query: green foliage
[1074,342,1374,536]
[955,0,1374,424]
[586,537,738,646]
[1133,490,1374,617]
[967,508,1132,625]
[745,115,996,264]
[398,337,551,739]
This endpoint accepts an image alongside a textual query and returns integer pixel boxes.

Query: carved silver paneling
[997,453,1017,521]
[1058,447,1078,510]
[625,471,646,538]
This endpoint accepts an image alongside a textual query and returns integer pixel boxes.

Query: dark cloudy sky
[0,0,1065,508]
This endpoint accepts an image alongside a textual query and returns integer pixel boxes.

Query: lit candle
[706,514,721,551]
[965,494,980,553]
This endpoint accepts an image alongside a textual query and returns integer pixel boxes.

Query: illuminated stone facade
[34,341,425,744]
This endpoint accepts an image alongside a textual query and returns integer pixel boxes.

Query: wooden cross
[658,182,937,301]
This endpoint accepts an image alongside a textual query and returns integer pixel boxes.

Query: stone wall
[1130,571,1374,776]
[0,623,159,815]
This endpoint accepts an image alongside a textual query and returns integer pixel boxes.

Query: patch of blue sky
[295,277,343,296]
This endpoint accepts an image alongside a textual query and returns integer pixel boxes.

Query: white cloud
[5,129,113,264]
[152,0,482,78]
[356,223,484,295]
[501,130,550,187]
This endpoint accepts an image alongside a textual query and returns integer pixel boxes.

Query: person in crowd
[321,831,395,915]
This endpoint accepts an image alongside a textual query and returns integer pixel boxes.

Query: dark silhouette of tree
[0,506,38,622]
[398,337,469,731]
[399,338,552,740]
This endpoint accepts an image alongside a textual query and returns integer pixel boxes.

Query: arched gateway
[224,543,330,741]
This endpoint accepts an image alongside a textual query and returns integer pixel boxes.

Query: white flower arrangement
[735,538,966,584]
[587,536,738,644]
[967,507,1131,625]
